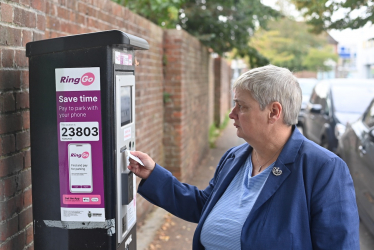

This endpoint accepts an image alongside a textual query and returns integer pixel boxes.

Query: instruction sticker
[55,67,105,222]
[115,51,133,66]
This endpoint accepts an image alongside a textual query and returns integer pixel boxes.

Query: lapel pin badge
[272,167,282,176]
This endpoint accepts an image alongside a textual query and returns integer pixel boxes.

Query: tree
[115,0,183,29]
[303,46,338,72]
[250,17,337,72]
[113,0,280,67]
[292,0,374,33]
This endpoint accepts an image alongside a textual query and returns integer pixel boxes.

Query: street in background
[303,79,374,153]
[337,98,374,237]
[297,78,318,127]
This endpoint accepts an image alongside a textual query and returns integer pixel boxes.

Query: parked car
[337,98,374,236]
[303,79,374,153]
[297,78,318,127]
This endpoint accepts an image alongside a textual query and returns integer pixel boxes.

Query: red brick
[14,7,36,28]
[0,153,23,178]
[0,70,21,90]
[0,113,23,134]
[68,24,80,35]
[23,188,32,208]
[112,4,123,16]
[1,3,13,23]
[26,224,33,244]
[1,49,14,68]
[0,134,16,156]
[0,92,16,112]
[20,71,29,89]
[46,15,60,30]
[60,21,69,33]
[16,131,30,151]
[57,6,68,19]
[78,2,98,17]
[20,0,30,6]
[15,91,29,110]
[31,0,45,12]
[22,30,33,47]
[3,176,17,198]
[36,14,45,31]
[19,169,31,192]
[0,230,25,250]
[0,194,22,221]
[22,111,30,130]
[45,1,56,16]
[18,206,32,229]
[23,150,31,169]
[0,216,19,241]
[15,50,28,68]
[0,26,22,46]
[32,31,44,42]
[25,243,34,250]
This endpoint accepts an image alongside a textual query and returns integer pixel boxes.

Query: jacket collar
[277,125,304,165]
[248,125,304,214]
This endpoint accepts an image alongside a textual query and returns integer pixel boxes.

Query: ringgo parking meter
[26,30,149,250]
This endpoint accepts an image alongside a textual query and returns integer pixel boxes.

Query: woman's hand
[127,151,155,179]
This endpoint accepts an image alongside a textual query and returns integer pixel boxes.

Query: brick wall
[163,30,211,181]
[0,0,40,249]
[293,71,317,79]
[214,57,231,127]
[0,0,232,248]
[208,54,215,129]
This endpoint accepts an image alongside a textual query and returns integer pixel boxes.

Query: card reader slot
[120,146,127,153]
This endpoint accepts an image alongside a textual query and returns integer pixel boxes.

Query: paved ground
[137,121,374,250]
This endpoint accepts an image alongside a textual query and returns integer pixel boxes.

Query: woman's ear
[268,102,282,124]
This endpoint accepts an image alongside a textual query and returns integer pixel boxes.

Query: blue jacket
[138,127,360,249]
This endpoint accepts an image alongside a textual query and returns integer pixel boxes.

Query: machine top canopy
[26,30,149,57]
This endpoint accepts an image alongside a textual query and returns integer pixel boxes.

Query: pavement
[136,119,245,250]
[136,121,374,250]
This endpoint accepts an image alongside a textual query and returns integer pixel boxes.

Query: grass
[209,112,230,148]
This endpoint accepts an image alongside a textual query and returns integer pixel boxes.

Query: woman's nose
[229,107,236,119]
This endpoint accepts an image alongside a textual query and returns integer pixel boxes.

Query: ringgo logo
[81,151,90,159]
[71,151,90,159]
[60,72,95,86]
[81,73,95,86]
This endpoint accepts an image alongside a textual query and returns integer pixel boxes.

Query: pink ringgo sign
[55,67,105,222]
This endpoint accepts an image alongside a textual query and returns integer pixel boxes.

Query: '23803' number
[61,127,98,137]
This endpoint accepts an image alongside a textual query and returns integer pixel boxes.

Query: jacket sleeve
[310,157,360,250]
[137,148,233,223]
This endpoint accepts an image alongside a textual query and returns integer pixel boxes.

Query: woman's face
[229,89,269,144]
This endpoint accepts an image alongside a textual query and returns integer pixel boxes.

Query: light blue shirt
[200,153,273,250]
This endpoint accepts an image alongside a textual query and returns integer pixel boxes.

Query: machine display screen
[121,86,132,126]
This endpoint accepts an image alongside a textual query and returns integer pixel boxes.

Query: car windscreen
[299,80,317,96]
[332,85,374,113]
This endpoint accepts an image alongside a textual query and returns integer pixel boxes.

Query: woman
[128,65,359,249]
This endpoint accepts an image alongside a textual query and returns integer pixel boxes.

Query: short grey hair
[232,65,302,126]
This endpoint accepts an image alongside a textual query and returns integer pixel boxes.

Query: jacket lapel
[250,126,304,214]
[250,161,291,213]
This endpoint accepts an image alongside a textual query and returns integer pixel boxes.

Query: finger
[130,151,147,159]
[128,158,139,165]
